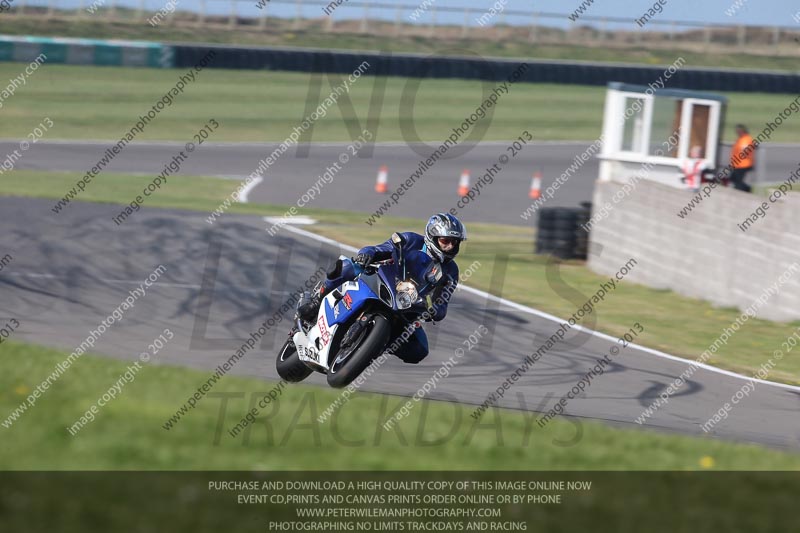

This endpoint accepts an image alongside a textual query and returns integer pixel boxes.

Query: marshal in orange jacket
[731,133,756,169]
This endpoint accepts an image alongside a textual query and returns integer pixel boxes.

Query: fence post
[293,0,301,30]
[260,1,269,30]
[462,8,470,39]
[228,0,236,28]
[198,0,206,27]
[528,12,538,43]
[737,25,745,47]
[395,6,402,37]
[428,4,436,38]
[135,0,145,22]
[360,0,369,33]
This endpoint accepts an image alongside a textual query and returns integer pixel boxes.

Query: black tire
[537,220,578,231]
[276,337,313,383]
[537,229,577,241]
[326,314,391,388]
[539,208,580,222]
[541,238,577,248]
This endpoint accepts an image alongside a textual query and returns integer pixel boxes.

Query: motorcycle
[276,233,443,388]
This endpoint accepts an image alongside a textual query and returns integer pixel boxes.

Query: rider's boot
[297,282,326,322]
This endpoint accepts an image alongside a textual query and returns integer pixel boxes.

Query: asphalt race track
[2,140,796,227]
[1,196,798,450]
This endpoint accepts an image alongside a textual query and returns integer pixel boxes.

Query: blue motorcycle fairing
[324,277,379,327]
[323,248,441,327]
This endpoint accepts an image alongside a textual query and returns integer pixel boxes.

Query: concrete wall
[587,180,800,322]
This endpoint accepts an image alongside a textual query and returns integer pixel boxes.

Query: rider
[297,213,467,363]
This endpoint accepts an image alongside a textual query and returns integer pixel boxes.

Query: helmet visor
[436,237,458,252]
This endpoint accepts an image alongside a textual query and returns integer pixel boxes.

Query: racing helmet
[424,213,467,263]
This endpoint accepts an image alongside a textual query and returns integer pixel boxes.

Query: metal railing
[7,0,800,57]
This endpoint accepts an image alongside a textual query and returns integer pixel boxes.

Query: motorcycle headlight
[395,281,418,310]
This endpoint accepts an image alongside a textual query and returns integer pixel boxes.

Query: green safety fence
[0,35,173,68]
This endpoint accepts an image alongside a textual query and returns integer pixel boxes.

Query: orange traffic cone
[529,172,542,199]
[375,165,388,194]
[458,169,470,196]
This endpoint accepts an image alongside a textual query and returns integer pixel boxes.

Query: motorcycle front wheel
[326,314,390,388]
[276,337,313,383]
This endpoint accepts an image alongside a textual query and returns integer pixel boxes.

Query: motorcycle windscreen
[399,250,442,298]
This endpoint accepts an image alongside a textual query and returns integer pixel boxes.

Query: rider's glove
[353,252,373,269]
[410,296,437,321]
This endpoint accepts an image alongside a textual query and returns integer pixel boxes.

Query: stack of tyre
[535,204,592,260]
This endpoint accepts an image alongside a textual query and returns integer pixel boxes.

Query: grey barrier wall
[171,44,800,94]
[587,180,800,322]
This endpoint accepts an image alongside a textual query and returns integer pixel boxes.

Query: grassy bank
[0,64,798,143]
[1,170,799,386]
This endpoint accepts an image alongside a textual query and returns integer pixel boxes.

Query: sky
[27,0,800,29]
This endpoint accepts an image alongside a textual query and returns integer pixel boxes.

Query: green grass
[1,64,800,142]
[1,340,798,470]
[3,14,800,72]
[2,170,799,386]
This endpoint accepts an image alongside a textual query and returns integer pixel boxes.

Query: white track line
[281,223,800,394]
[237,176,263,203]
[2,272,200,289]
